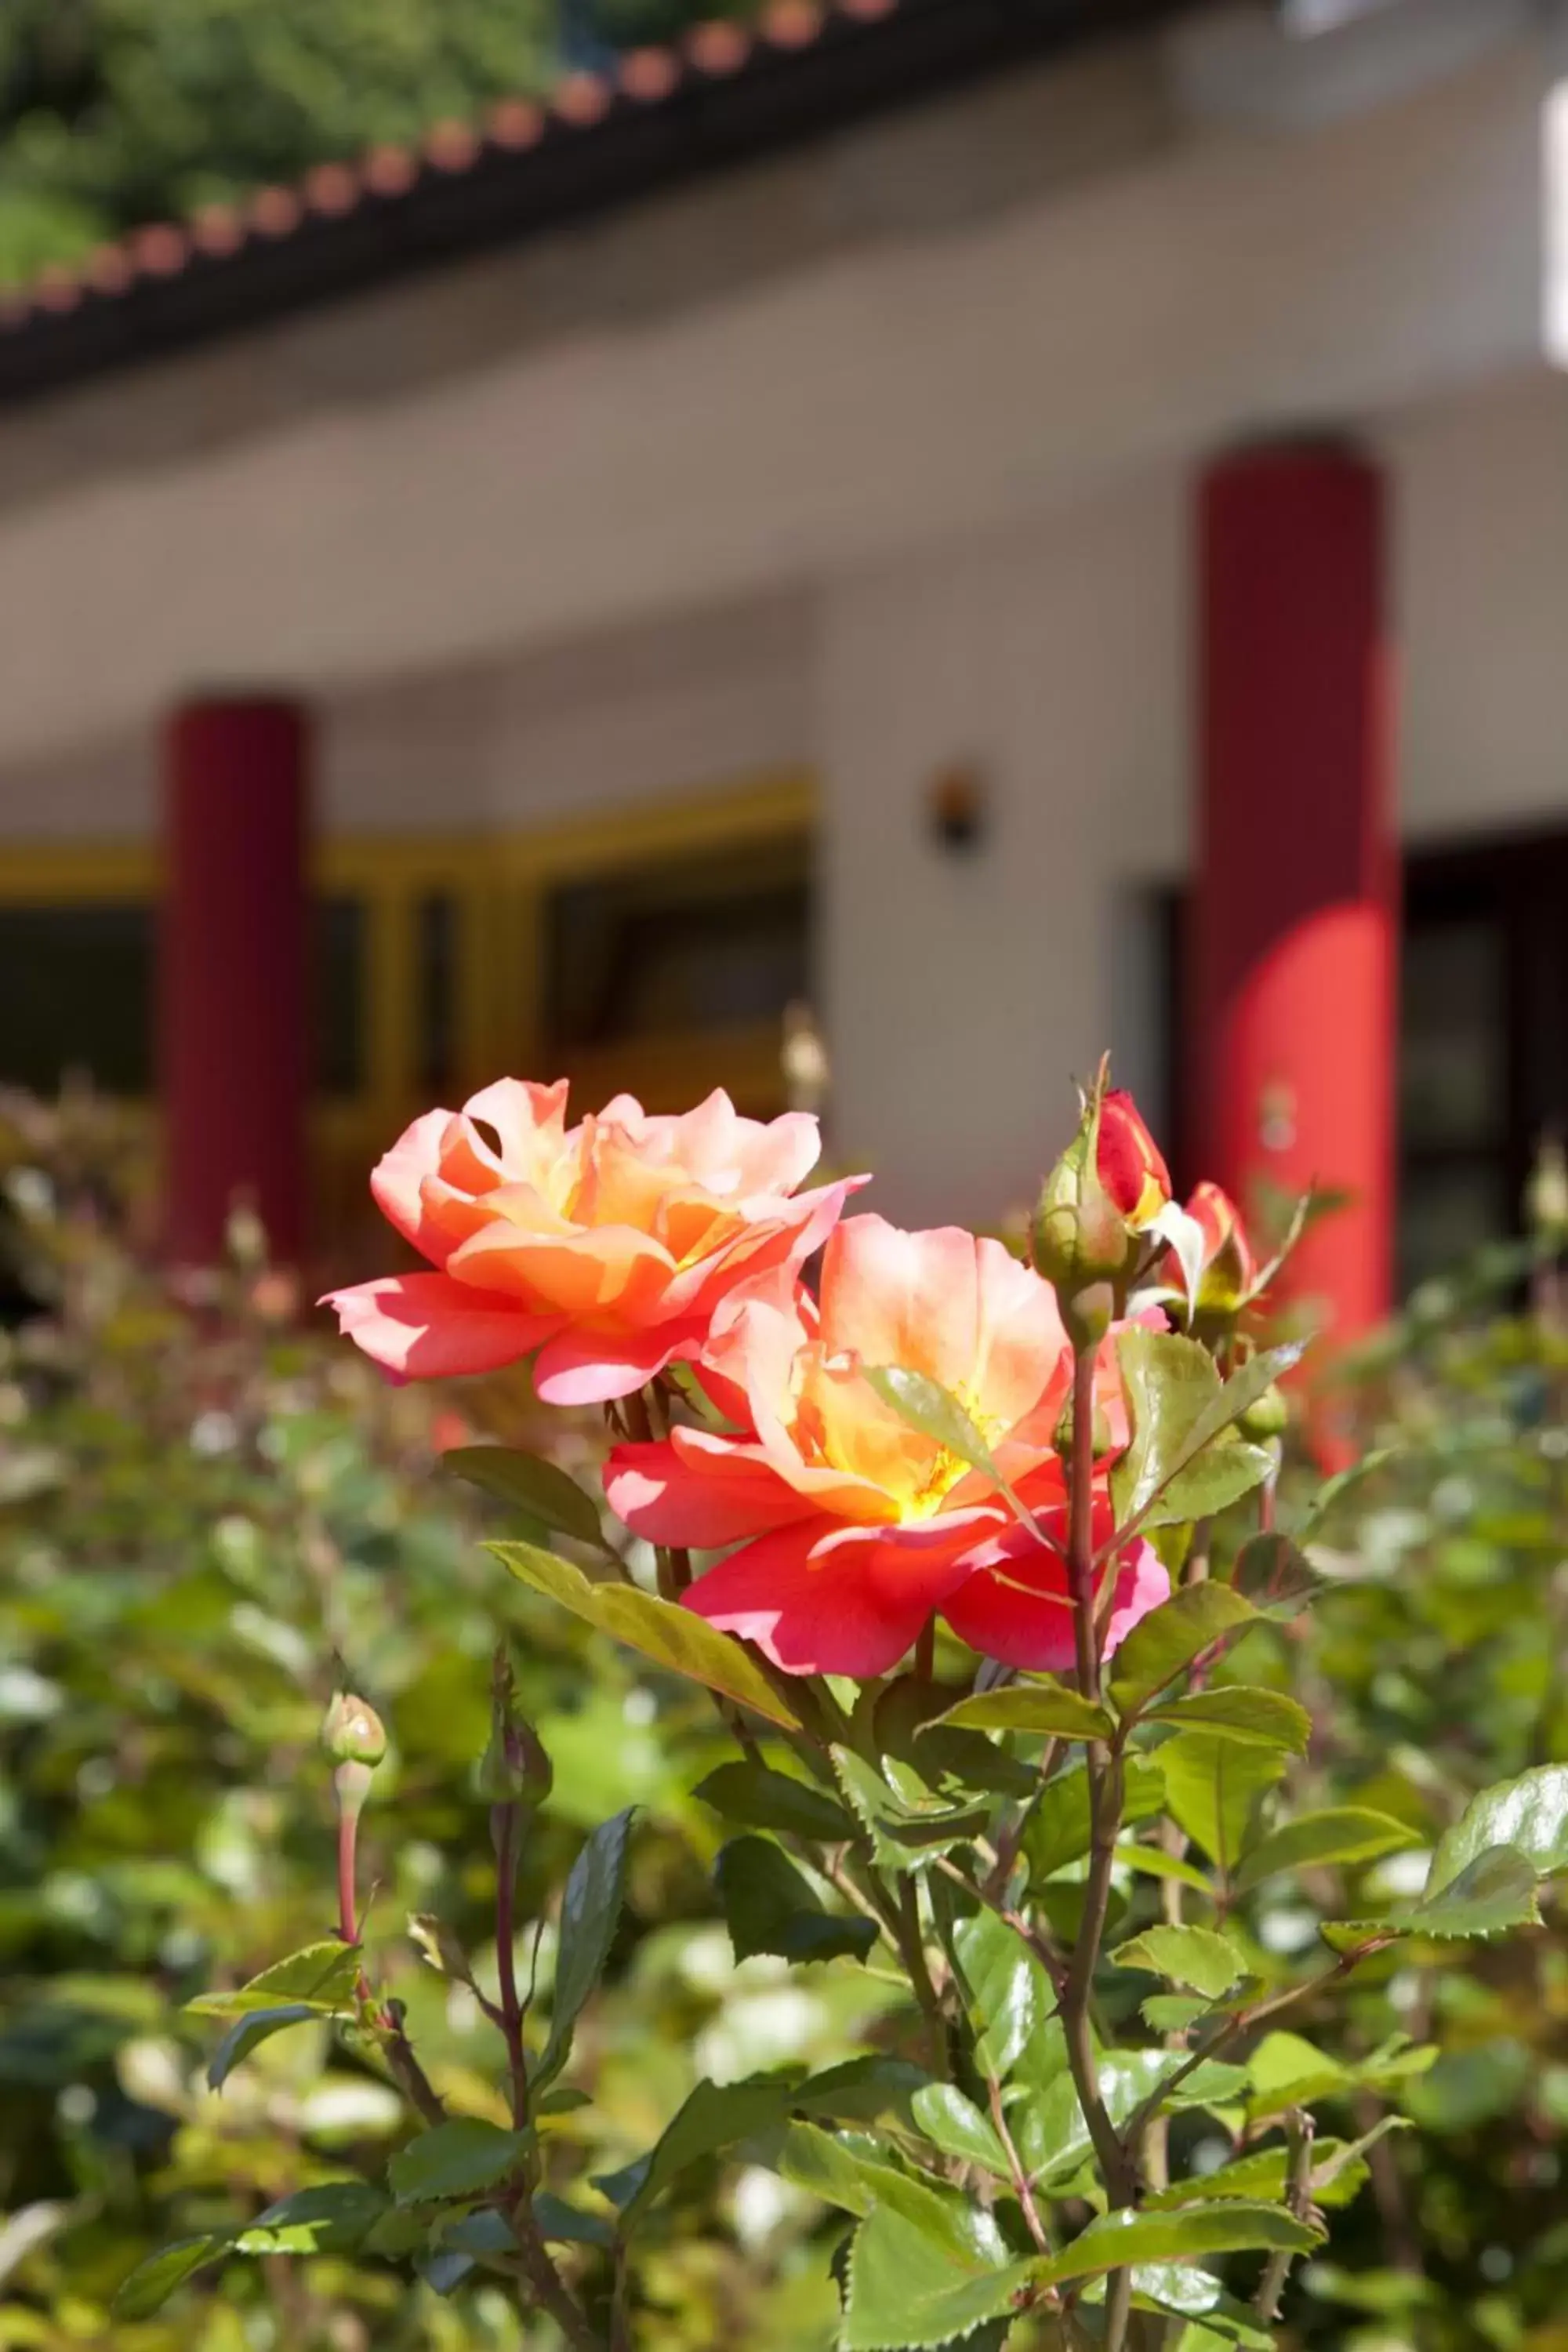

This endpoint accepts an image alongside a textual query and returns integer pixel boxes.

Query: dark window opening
[313,894,365,1098]
[543,837,811,1054]
[0,902,155,1094]
[416,891,459,1094]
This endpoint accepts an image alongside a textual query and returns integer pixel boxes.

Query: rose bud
[1095,1091,1172,1232]
[321,1691,387,1770]
[1185,1181,1258,1320]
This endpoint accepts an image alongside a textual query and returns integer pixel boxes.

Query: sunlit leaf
[206,2002,321,2092]
[235,2182,387,2255]
[1234,1808,1418,1893]
[112,2236,230,2319]
[596,2076,795,2229]
[910,2083,1011,2175]
[1160,1733,1285,1876]
[1110,1925,1248,1999]
[953,1909,1051,2082]
[939,1684,1115,1741]
[1144,1686,1310,1751]
[1033,2201,1321,2288]
[843,2202,1036,2351]
[1109,1331,1293,1537]
[1108,1585,1261,1713]
[186,1940,360,2021]
[493,1541,801,1729]
[1425,1763,1568,1895]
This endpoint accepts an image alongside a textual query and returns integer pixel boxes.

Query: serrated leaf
[206,2003,320,2092]
[862,1367,1036,1539]
[1033,2201,1321,2288]
[1142,1994,1211,2033]
[388,2119,530,2205]
[938,1684,1115,1741]
[235,2183,387,2255]
[112,2236,230,2319]
[1109,1331,1294,1537]
[1425,1763,1568,1896]
[1145,2140,1381,2215]
[408,1913,478,1989]
[493,1541,800,1729]
[1110,1926,1247,1999]
[1160,1733,1285,1875]
[185,1939,360,2020]
[953,1909,1050,2082]
[1145,1686,1310,1751]
[1353,1846,1543,1942]
[911,2083,1011,2175]
[843,2203,1036,2352]
[535,1807,633,2093]
[596,2076,794,2229]
[778,2121,924,2221]
[1231,1532,1323,1612]
[1234,1808,1417,1893]
[1108,1584,1260,1713]
[445,1447,605,1547]
[714,1836,877,1965]
[693,1759,853,1842]
[833,1746,989,1871]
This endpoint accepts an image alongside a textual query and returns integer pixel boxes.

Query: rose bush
[55,1065,1568,2352]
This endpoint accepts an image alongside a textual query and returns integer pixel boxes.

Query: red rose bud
[321,1691,387,1769]
[1096,1091,1171,1232]
[1033,1123,1134,1303]
[1185,1180,1258,1317]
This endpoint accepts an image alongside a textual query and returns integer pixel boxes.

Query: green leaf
[843,2203,1036,2352]
[1018,2051,1249,2187]
[1145,1686,1310,1751]
[1379,1846,1541,1941]
[1108,1584,1260,1713]
[1109,1330,1291,1536]
[493,1541,801,1730]
[235,2183,388,2255]
[597,2076,795,2229]
[833,1746,989,1871]
[953,1909,1050,2082]
[1027,1755,1165,1881]
[206,2003,320,2091]
[910,2083,1011,2175]
[533,2193,615,2250]
[1113,1842,1214,1896]
[1234,1808,1417,1893]
[445,1447,605,1548]
[693,1759,853,1842]
[1231,1532,1323,1612]
[1425,1762,1568,1896]
[388,2119,531,2205]
[1033,2201,1321,2288]
[1145,2136,1396,2216]
[113,2237,230,2319]
[714,1836,878,1965]
[185,1939,360,2020]
[938,1684,1115,1741]
[1160,1733,1285,1875]
[1141,1994,1211,2034]
[792,2056,930,2126]
[777,2121,919,2220]
[536,1807,633,2092]
[1110,1926,1248,1999]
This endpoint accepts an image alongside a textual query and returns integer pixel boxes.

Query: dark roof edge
[0,0,1196,411]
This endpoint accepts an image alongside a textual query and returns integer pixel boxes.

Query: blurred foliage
[0,1091,876,2348]
[0,0,760,288]
[1276,1239,1568,2352]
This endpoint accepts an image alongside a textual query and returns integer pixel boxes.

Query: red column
[161,699,310,1265]
[1194,441,1397,1346]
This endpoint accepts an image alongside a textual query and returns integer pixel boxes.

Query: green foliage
[0,0,759,285]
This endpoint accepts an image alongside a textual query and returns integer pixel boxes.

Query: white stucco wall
[818,474,1188,1225]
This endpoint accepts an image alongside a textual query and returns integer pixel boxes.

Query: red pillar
[161,699,310,1265]
[1194,441,1397,1345]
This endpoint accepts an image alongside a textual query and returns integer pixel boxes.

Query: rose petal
[321,1272,560,1380]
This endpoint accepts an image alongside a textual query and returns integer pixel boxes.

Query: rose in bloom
[323,1081,860,1405]
[1097,1089,1171,1229]
[605,1214,1167,1676]
[1171,1180,1258,1319]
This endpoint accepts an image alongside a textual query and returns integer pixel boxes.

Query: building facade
[2,0,1567,1337]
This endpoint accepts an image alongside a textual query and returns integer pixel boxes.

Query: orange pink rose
[323,1080,862,1406]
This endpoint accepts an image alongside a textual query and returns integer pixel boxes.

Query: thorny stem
[510,2201,605,2352]
[1254,2107,1316,2321]
[1058,1338,1139,2338]
[333,1766,448,2129]
[493,1798,530,2128]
